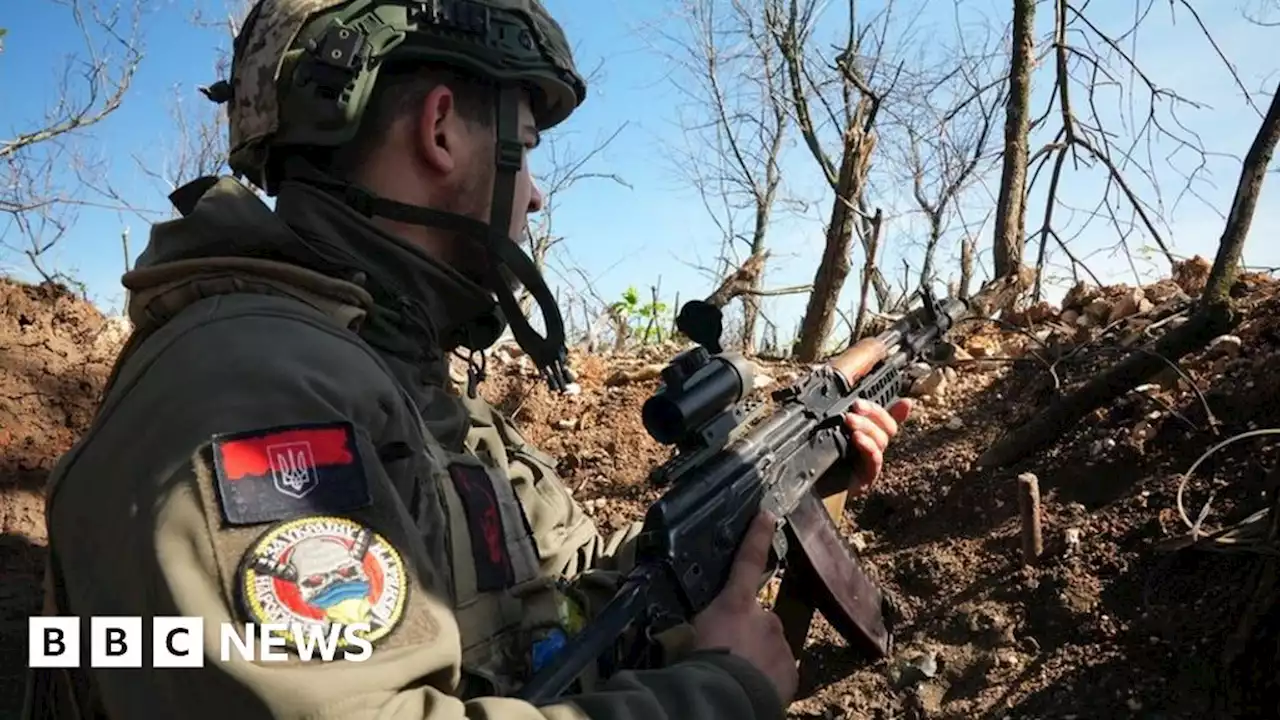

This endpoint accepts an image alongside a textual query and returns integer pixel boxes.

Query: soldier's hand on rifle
[839,398,913,495]
[691,511,799,706]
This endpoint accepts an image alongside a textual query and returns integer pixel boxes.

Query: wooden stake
[1018,472,1043,565]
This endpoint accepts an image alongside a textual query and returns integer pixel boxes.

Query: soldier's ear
[415,85,460,176]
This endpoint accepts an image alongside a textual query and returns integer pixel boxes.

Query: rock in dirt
[1206,334,1243,359]
[1084,297,1112,322]
[1065,527,1082,554]
[751,371,775,391]
[1004,301,1056,327]
[947,344,974,364]
[1107,289,1150,323]
[604,363,665,386]
[911,368,949,397]
[906,362,933,381]
[897,649,940,685]
[1173,255,1211,294]
[1063,281,1101,311]
[91,315,132,353]
[964,334,1004,359]
[1129,419,1158,445]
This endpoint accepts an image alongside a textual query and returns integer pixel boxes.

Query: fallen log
[976,302,1235,467]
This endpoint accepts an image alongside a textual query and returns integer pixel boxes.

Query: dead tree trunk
[706,252,771,310]
[740,209,772,354]
[852,209,884,342]
[977,80,1280,469]
[766,0,890,362]
[795,138,873,360]
[959,235,976,300]
[991,0,1035,280]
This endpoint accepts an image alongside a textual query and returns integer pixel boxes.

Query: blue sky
[3,0,1278,347]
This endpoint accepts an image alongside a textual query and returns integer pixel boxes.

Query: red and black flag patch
[212,422,372,526]
[447,464,514,592]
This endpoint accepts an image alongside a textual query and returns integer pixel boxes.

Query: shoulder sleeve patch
[237,515,409,651]
[447,463,515,592]
[212,421,372,526]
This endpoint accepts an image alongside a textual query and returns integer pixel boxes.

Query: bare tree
[1012,0,1257,303]
[116,0,250,224]
[765,0,900,362]
[884,14,1006,299]
[657,0,807,354]
[1241,0,1280,26]
[978,79,1280,469]
[1,0,144,283]
[519,124,631,315]
[989,0,1034,283]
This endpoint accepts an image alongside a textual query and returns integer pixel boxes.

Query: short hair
[303,65,496,181]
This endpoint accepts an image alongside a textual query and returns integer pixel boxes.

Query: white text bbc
[29,617,373,668]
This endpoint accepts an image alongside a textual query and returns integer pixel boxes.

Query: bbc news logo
[29,617,374,667]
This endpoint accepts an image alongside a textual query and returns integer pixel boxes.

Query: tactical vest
[22,263,595,718]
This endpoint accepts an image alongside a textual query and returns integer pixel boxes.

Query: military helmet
[222,0,587,192]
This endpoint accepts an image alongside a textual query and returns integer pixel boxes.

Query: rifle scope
[641,347,755,445]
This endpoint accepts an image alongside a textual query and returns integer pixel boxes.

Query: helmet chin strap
[485,85,575,392]
[282,86,575,394]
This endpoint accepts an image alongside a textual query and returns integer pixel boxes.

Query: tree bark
[794,137,871,361]
[959,235,976,301]
[991,0,1035,279]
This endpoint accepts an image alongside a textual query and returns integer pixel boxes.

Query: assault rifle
[517,289,970,703]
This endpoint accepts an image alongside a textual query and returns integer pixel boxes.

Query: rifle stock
[515,291,969,703]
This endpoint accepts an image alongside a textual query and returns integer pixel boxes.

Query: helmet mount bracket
[413,0,492,34]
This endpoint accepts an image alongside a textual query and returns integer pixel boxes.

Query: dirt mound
[0,278,125,709]
[474,268,1280,719]
[2,266,1279,719]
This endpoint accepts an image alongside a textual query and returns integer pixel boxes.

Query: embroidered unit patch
[238,515,408,650]
[212,422,372,525]
[447,464,514,592]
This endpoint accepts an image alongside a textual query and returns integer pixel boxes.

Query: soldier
[24,1,911,718]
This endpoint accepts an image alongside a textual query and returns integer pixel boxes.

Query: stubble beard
[441,164,525,297]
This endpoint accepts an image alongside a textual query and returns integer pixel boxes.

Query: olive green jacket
[23,176,782,720]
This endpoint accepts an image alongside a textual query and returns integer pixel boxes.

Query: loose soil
[2,269,1278,719]
[0,281,126,710]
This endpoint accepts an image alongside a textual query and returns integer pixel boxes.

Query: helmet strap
[484,84,575,392]
[277,86,575,394]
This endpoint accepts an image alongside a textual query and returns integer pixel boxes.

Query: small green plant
[610,285,669,346]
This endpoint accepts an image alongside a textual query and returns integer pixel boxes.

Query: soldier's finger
[726,511,777,603]
[845,412,889,452]
[853,399,898,439]
[853,433,883,492]
[888,398,913,424]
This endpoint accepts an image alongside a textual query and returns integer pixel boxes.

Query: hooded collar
[125,175,506,390]
[272,178,507,362]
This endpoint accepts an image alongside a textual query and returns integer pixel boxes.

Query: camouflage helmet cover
[225,0,586,189]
